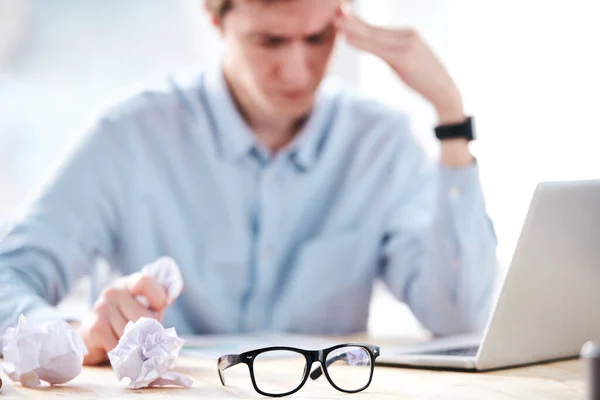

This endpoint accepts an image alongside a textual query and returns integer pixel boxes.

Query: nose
[279,42,311,88]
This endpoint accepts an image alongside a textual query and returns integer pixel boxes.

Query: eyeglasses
[217,343,380,397]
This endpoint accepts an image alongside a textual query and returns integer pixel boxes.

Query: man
[0,0,497,365]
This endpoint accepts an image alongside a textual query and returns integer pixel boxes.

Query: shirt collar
[288,82,341,171]
[203,64,343,169]
[203,65,257,161]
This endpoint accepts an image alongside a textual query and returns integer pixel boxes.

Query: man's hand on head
[77,273,168,365]
[334,3,474,167]
[334,3,465,126]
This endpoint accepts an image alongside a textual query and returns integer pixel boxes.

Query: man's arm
[0,116,126,335]
[335,3,476,171]
[379,129,497,335]
[335,5,497,334]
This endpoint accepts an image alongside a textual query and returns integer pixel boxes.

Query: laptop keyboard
[418,346,479,357]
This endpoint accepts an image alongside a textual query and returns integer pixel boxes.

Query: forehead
[226,0,341,36]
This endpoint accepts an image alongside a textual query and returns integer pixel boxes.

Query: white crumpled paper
[1,314,87,388]
[107,317,192,389]
[138,256,184,307]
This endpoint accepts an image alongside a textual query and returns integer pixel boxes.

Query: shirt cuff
[436,161,495,244]
[438,162,482,197]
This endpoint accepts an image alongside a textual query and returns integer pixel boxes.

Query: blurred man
[0,0,497,365]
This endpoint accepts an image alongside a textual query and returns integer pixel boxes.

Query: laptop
[376,180,600,371]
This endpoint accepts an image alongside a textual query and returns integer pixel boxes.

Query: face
[217,0,341,119]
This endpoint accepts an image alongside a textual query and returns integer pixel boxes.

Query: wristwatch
[435,116,475,141]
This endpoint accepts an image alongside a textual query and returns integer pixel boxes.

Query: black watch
[435,116,475,141]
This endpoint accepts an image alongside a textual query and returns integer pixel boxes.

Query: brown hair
[205,0,310,19]
[205,0,233,19]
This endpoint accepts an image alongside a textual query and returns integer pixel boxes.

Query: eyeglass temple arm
[217,354,242,386]
[309,353,348,380]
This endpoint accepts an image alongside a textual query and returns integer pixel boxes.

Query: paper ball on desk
[1,314,87,388]
[108,317,193,389]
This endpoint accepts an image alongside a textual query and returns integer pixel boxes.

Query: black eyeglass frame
[217,343,380,397]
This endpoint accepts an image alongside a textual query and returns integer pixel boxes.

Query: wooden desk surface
[0,355,584,399]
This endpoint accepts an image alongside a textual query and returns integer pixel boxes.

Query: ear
[204,3,224,31]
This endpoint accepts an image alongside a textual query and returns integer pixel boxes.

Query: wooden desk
[0,356,584,399]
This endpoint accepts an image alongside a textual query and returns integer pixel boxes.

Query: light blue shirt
[0,66,497,337]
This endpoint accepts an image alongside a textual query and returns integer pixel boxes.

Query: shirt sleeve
[379,130,498,336]
[0,115,128,335]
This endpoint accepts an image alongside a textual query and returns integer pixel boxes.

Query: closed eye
[305,25,335,45]
[260,36,287,48]
[305,33,328,45]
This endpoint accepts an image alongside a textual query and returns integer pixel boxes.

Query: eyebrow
[249,24,334,41]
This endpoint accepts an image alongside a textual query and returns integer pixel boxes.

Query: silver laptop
[377,180,600,371]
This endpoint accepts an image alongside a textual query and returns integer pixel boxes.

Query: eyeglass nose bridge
[308,350,326,381]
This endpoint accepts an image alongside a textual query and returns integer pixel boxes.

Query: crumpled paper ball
[137,256,184,308]
[1,314,88,388]
[107,317,192,389]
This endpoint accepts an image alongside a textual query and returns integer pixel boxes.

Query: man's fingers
[124,273,167,311]
[102,285,154,322]
[344,34,397,59]
[100,326,119,353]
[87,316,119,354]
[337,12,415,48]
[81,279,165,367]
[348,20,414,46]
[339,23,402,55]
[339,16,418,70]
[116,291,154,323]
[108,307,129,338]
